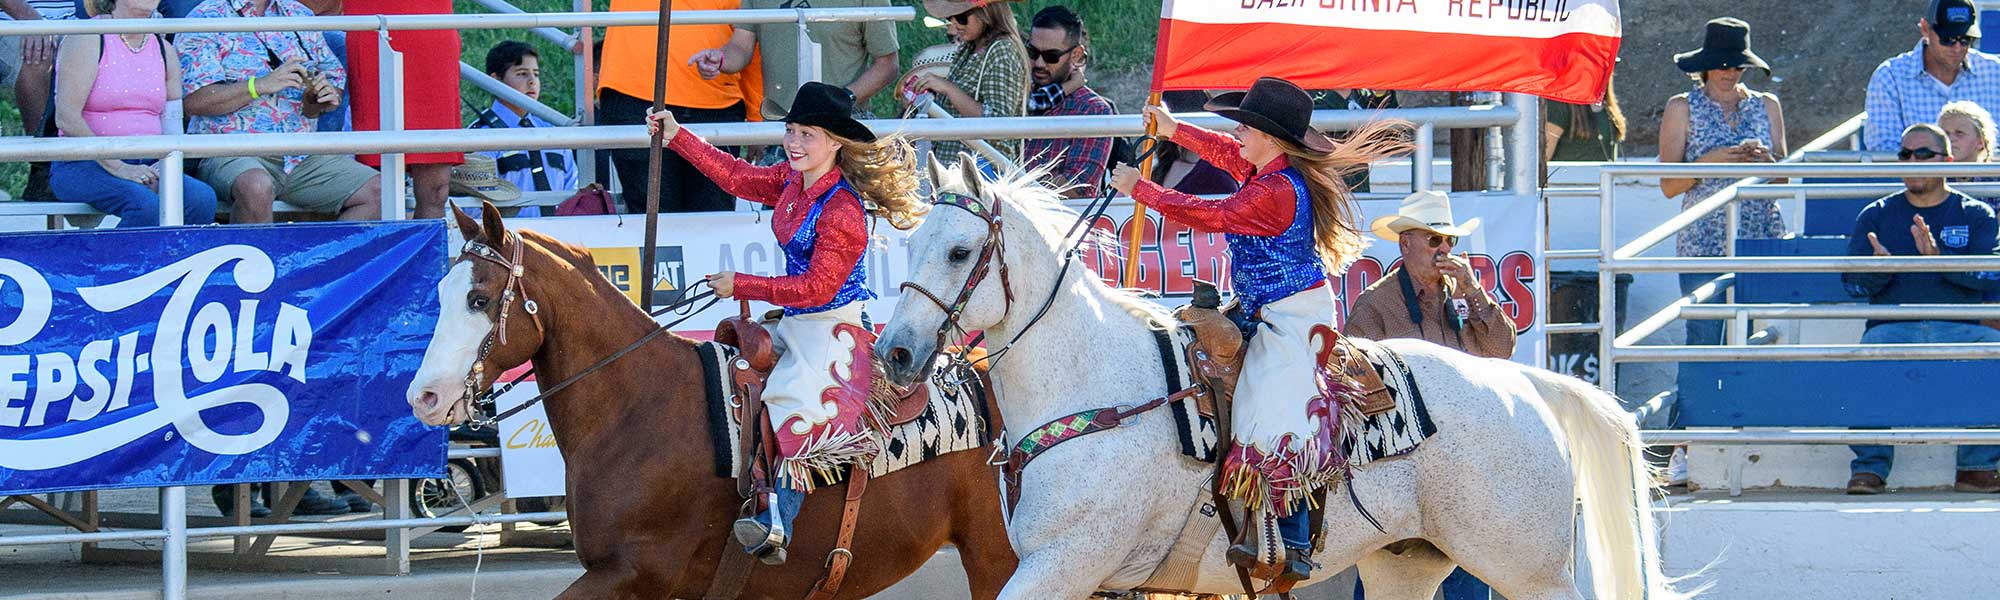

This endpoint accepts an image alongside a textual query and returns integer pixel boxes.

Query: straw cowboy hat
[1371,190,1481,241]
[921,0,1016,18]
[1673,17,1771,75]
[900,42,957,101]
[449,154,523,203]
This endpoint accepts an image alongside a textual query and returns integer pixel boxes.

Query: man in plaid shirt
[1864,0,2000,152]
[1022,6,1114,199]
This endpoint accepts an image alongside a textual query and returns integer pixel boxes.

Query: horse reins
[450,234,721,430]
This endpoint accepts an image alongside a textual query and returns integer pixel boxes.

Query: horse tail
[1521,368,1702,600]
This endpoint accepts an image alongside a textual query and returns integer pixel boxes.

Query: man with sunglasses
[1864,0,2000,153]
[1020,5,1113,198]
[1842,123,2000,495]
[1346,190,1517,362]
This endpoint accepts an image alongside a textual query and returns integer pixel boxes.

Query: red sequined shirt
[668,129,870,308]
[1130,124,1300,236]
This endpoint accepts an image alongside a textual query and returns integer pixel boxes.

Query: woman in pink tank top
[50,0,216,227]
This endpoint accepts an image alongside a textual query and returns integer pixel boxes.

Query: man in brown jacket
[1346,190,1518,360]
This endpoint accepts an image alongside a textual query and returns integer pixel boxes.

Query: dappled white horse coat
[876,163,1698,600]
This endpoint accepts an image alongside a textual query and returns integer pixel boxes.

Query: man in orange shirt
[600,0,750,213]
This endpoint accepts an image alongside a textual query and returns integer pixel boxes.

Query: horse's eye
[949,247,972,262]
[468,294,491,311]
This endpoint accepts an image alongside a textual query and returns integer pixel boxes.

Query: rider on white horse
[1109,76,1409,584]
[649,82,928,565]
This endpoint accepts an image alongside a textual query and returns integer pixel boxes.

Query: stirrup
[1278,551,1317,582]
[732,517,790,566]
[1225,543,1258,568]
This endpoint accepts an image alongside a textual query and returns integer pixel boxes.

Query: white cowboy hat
[1370,190,1481,241]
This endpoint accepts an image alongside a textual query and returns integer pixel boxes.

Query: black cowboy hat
[1673,17,1771,75]
[786,81,875,142]
[1204,77,1334,153]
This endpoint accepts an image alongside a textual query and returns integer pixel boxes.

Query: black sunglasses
[950,12,973,25]
[1898,147,1945,161]
[1939,35,1979,48]
[1025,43,1077,65]
[1423,233,1458,248]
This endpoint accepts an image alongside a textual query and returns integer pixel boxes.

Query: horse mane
[934,164,1176,328]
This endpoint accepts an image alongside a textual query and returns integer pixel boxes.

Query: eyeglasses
[1424,233,1458,248]
[1026,43,1077,65]
[1939,35,1978,48]
[1898,147,1945,161]
[950,12,973,25]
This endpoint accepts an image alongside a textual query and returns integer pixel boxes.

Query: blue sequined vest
[1226,168,1326,318]
[780,179,876,316]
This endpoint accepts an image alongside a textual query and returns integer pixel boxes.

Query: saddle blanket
[698,342,993,480]
[1157,327,1436,471]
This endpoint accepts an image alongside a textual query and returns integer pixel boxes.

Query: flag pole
[1120,90,1164,288]
[641,0,675,313]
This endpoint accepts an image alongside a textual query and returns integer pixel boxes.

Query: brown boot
[1846,472,1886,495]
[1955,470,2000,493]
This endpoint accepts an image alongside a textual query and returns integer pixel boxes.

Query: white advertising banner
[491,193,1543,497]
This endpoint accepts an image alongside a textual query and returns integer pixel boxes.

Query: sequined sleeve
[733,189,870,307]
[1130,174,1297,236]
[667,128,787,207]
[1171,124,1256,181]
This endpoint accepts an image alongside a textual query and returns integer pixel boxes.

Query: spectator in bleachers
[473,41,577,195]
[299,0,347,133]
[1864,0,2000,153]
[600,0,748,214]
[177,0,382,223]
[347,0,459,220]
[1020,5,1112,198]
[49,0,216,226]
[1842,122,2000,495]
[690,0,900,168]
[1543,72,1626,163]
[1147,90,1239,197]
[1940,100,1997,169]
[1658,17,1788,347]
[912,0,1026,165]
[4,0,79,200]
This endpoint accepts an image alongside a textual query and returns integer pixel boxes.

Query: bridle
[455,231,544,414]
[897,191,1015,377]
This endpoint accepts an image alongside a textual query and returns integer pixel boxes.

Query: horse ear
[450,204,481,241]
[479,200,507,245]
[926,152,950,191]
[957,152,983,198]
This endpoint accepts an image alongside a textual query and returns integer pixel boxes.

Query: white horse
[875,161,1695,600]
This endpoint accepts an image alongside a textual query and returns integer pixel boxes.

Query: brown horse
[404,206,1017,599]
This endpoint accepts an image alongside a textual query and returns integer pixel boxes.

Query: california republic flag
[1151,0,1621,103]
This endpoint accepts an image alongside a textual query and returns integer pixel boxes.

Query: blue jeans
[1354,568,1491,599]
[50,160,217,227]
[1850,321,2000,477]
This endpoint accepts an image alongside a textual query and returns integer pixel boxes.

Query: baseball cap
[1929,0,1981,39]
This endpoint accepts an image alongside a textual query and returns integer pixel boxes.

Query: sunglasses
[1898,147,1945,161]
[950,12,973,25]
[1939,35,1978,48]
[1422,233,1458,248]
[1025,43,1077,64]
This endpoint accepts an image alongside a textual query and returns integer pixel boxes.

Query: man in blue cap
[1865,0,2000,152]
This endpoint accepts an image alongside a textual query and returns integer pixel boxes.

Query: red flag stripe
[1151,20,1619,104]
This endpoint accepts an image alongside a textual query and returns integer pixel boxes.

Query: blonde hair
[1940,100,1997,162]
[830,131,929,230]
[1267,121,1414,272]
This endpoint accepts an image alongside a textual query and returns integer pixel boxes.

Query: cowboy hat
[1673,17,1771,75]
[922,0,1015,19]
[1204,77,1335,153]
[900,42,957,103]
[450,154,523,203]
[786,81,875,142]
[1371,190,1481,241]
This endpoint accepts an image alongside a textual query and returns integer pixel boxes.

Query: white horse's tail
[1522,368,1701,600]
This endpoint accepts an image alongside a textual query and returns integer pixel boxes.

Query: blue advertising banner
[0,221,447,494]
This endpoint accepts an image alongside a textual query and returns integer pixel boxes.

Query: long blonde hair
[830,131,929,230]
[1940,100,1997,162]
[1268,120,1413,272]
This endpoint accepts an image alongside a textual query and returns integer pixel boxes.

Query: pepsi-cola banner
[1153,0,1621,103]
[0,222,448,495]
[490,194,1542,494]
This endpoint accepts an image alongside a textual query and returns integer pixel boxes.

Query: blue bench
[1674,237,2000,428]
